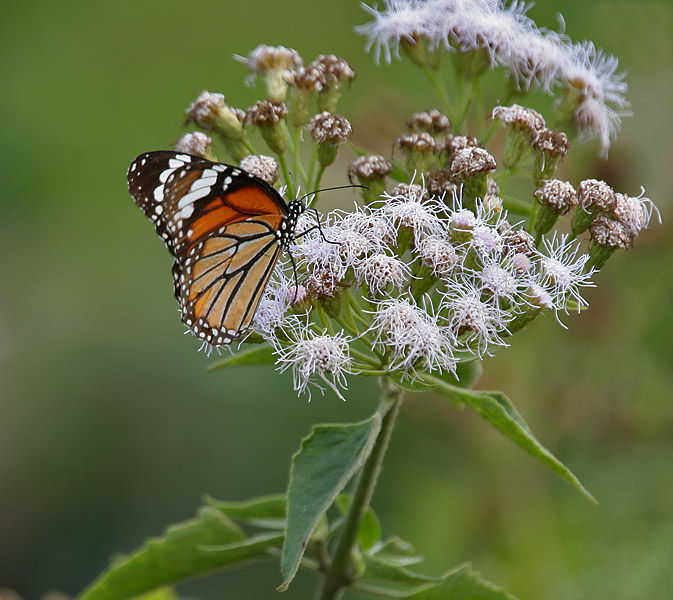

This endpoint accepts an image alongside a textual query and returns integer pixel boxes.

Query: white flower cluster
[253,185,595,397]
[357,0,628,153]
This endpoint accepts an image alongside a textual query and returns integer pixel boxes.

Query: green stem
[422,66,457,129]
[319,383,403,600]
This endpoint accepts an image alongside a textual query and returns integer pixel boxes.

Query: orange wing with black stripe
[127,151,294,347]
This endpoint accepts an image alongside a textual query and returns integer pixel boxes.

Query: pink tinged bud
[491,104,546,136]
[407,109,451,134]
[590,216,631,249]
[611,192,657,238]
[174,132,212,158]
[349,154,393,182]
[239,154,279,184]
[241,44,303,101]
[309,112,352,167]
[427,169,459,199]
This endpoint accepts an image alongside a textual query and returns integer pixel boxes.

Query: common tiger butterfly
[127,151,305,348]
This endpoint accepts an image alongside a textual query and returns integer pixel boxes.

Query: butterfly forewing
[127,150,293,348]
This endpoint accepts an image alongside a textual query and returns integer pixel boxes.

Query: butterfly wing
[127,151,289,347]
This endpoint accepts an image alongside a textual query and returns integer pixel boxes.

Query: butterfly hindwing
[128,150,294,347]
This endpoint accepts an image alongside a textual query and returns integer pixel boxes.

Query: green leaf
[406,563,518,599]
[129,589,177,600]
[202,531,283,553]
[364,554,437,586]
[279,415,382,590]
[335,493,381,551]
[389,371,437,393]
[205,494,286,529]
[77,507,275,600]
[424,375,596,503]
[207,344,274,371]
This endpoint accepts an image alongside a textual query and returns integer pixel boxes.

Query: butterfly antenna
[288,250,300,305]
[299,183,369,206]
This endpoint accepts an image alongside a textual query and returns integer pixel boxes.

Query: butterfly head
[280,198,307,250]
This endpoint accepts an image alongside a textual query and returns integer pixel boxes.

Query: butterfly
[127,151,306,348]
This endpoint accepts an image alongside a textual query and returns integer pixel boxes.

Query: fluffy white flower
[273,328,352,400]
[356,253,410,295]
[441,282,511,356]
[370,296,457,377]
[536,233,595,317]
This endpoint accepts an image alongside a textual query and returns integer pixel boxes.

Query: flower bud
[239,154,279,184]
[174,131,214,160]
[427,169,459,201]
[407,109,451,135]
[245,100,289,154]
[503,228,536,256]
[349,154,392,204]
[449,147,496,203]
[395,132,437,173]
[309,112,352,167]
[533,128,570,182]
[240,44,303,101]
[491,104,545,168]
[399,33,441,69]
[533,179,578,235]
[439,134,481,165]
[571,179,616,236]
[587,215,632,269]
[312,54,356,112]
[285,65,324,125]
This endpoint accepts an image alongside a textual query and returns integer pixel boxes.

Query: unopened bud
[174,132,214,159]
[245,100,289,154]
[312,54,356,112]
[450,147,496,202]
[407,110,451,135]
[349,154,392,203]
[534,179,578,235]
[239,154,279,184]
[588,216,632,269]
[571,179,616,235]
[533,128,570,182]
[395,132,437,173]
[491,104,545,168]
[240,44,303,101]
[309,112,352,167]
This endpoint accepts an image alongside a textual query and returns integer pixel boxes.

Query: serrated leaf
[279,415,382,590]
[77,507,274,600]
[206,494,286,529]
[423,375,596,503]
[208,344,274,371]
[335,494,381,551]
[406,563,518,599]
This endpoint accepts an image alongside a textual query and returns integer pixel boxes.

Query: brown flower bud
[407,109,451,134]
[239,154,279,184]
[534,179,578,215]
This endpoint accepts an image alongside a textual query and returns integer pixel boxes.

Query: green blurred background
[1,1,672,598]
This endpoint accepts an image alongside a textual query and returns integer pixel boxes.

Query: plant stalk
[318,382,403,600]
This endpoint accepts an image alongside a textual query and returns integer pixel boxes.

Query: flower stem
[319,382,403,600]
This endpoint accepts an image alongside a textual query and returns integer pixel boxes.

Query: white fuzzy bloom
[474,257,521,304]
[537,233,595,315]
[376,186,446,240]
[612,190,660,238]
[416,235,459,277]
[274,329,352,400]
[251,268,306,339]
[358,0,629,153]
[442,283,511,356]
[341,206,396,246]
[357,253,410,295]
[371,297,457,377]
